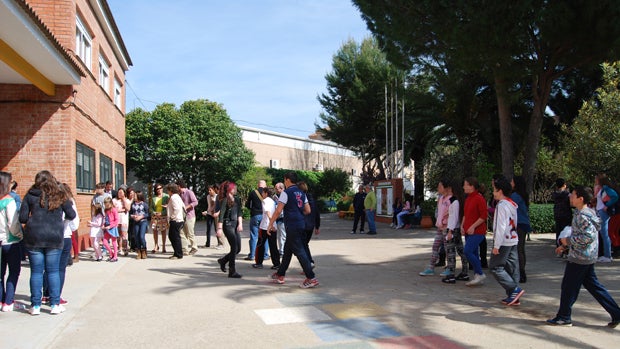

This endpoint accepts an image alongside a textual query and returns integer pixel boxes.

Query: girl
[511,176,532,283]
[419,179,452,276]
[102,197,119,262]
[0,171,23,312]
[594,173,618,263]
[150,183,169,253]
[130,191,150,259]
[113,187,131,256]
[216,182,243,279]
[461,177,488,286]
[253,187,279,269]
[88,204,105,261]
[441,179,469,283]
[19,170,76,315]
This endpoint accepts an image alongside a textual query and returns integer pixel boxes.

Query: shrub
[529,203,554,234]
[420,200,437,217]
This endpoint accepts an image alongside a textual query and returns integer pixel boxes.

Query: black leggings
[221,224,238,274]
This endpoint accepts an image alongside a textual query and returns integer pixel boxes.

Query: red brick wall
[0,0,128,249]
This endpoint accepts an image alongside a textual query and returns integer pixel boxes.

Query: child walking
[489,177,524,305]
[441,179,469,283]
[102,197,119,262]
[88,204,104,261]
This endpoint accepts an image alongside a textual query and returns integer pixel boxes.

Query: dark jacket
[304,193,321,231]
[245,189,263,216]
[19,188,76,249]
[552,190,572,221]
[353,192,366,212]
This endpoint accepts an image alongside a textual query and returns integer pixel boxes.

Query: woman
[150,184,169,254]
[391,197,403,228]
[216,182,243,278]
[461,177,488,286]
[126,187,136,252]
[299,181,320,268]
[129,191,150,259]
[0,171,23,312]
[166,183,185,259]
[201,184,221,248]
[594,173,618,263]
[19,170,76,315]
[113,187,131,256]
[511,176,532,283]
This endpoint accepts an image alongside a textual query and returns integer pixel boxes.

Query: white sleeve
[447,200,459,230]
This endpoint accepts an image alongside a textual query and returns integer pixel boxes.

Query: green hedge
[529,203,554,234]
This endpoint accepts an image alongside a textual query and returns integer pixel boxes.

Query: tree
[317,37,404,179]
[126,99,255,194]
[353,0,620,194]
[563,62,620,184]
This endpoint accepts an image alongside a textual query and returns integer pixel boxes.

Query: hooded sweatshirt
[568,206,601,265]
[19,188,76,249]
[492,198,518,249]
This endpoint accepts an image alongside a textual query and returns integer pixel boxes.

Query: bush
[529,203,554,234]
[420,200,437,217]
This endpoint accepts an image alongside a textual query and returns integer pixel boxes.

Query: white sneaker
[465,273,486,286]
[597,256,613,263]
[50,304,66,315]
[1,303,14,312]
[29,305,41,316]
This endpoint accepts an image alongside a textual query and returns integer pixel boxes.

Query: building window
[76,142,95,192]
[115,162,125,188]
[114,78,122,108]
[99,55,110,93]
[100,153,112,185]
[75,16,92,69]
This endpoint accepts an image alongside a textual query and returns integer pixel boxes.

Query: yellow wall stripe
[0,38,55,95]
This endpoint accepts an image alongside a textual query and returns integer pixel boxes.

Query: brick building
[0,0,131,244]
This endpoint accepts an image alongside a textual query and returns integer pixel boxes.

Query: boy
[489,177,524,305]
[547,186,620,327]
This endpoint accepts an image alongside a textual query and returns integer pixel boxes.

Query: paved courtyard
[3,213,619,349]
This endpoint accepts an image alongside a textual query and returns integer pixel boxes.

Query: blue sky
[107,0,370,138]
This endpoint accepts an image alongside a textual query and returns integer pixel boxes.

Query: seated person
[392,197,403,227]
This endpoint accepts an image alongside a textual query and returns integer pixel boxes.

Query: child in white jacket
[490,177,524,306]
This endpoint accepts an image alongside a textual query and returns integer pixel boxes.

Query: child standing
[419,179,451,276]
[489,177,524,305]
[88,204,104,261]
[102,197,119,262]
[441,179,469,283]
[547,186,620,327]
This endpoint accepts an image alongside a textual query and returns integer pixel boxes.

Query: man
[274,182,286,257]
[364,184,377,235]
[177,179,198,255]
[245,180,266,260]
[350,185,366,234]
[104,181,117,199]
[268,172,318,288]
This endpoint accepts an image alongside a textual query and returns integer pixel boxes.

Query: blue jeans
[277,227,315,279]
[43,238,72,297]
[248,215,264,258]
[556,261,620,322]
[597,209,612,258]
[365,209,376,233]
[1,243,22,305]
[464,234,485,275]
[28,248,62,307]
[489,245,520,296]
[134,220,148,250]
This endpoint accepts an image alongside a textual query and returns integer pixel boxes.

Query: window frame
[114,161,125,188]
[114,78,122,108]
[98,54,110,93]
[76,142,95,192]
[99,153,113,185]
[75,16,92,70]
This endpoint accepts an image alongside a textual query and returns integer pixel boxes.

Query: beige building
[240,126,363,188]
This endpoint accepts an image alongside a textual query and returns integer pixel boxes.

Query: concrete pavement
[2,213,619,349]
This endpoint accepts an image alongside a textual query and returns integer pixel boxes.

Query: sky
[107,0,371,138]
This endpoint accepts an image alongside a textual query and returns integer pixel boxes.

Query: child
[547,186,620,327]
[489,177,524,305]
[88,204,104,261]
[441,179,469,283]
[102,197,119,262]
[552,178,572,251]
[419,179,451,276]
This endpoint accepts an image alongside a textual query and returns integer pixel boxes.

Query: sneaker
[215,245,224,250]
[441,275,456,284]
[50,304,66,315]
[29,305,41,316]
[60,298,68,305]
[419,268,435,276]
[350,230,356,234]
[455,273,470,281]
[252,264,263,269]
[359,230,365,234]
[546,317,572,326]
[506,287,525,305]
[270,272,285,284]
[440,269,451,277]
[300,278,319,289]
[597,256,613,263]
[189,248,198,255]
[270,265,280,270]
[608,320,620,328]
[1,303,14,312]
[41,296,50,305]
[465,273,486,286]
